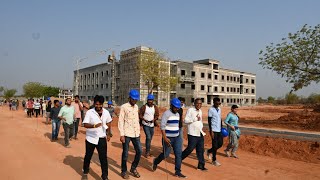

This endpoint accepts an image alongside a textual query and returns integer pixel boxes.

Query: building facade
[74,46,256,106]
[171,59,256,106]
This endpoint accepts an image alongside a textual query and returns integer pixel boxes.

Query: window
[227,76,229,81]
[252,89,255,94]
[227,87,229,92]
[96,84,99,88]
[208,73,212,79]
[221,87,225,92]
[106,83,109,89]
[101,72,104,77]
[101,84,103,89]
[214,87,218,92]
[237,77,240,82]
[234,88,236,92]
[237,88,240,92]
[201,98,204,102]
[221,99,224,103]
[252,79,255,84]
[227,99,229,103]
[106,71,109,76]
[234,77,236,81]
[222,75,225,80]
[191,71,195,77]
[245,89,249,93]
[201,73,205,78]
[230,76,233,82]
[214,75,218,80]
[201,85,205,91]
[246,79,249,83]
[181,70,185,76]
[191,84,195,90]
[191,98,195,103]
[180,84,185,89]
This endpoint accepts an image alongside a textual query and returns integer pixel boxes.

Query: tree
[267,96,275,104]
[4,89,17,100]
[23,82,46,98]
[259,24,320,92]
[43,86,59,97]
[285,93,300,104]
[137,51,178,94]
[0,86,4,96]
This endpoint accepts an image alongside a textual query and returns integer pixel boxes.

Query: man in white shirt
[181,98,207,171]
[206,97,223,166]
[34,100,41,118]
[82,95,112,180]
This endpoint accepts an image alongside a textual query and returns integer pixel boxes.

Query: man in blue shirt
[206,97,223,166]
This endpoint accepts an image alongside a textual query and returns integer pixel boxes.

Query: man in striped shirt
[152,98,186,178]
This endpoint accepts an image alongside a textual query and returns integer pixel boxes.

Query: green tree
[267,96,275,104]
[285,93,300,104]
[257,97,264,103]
[0,86,4,96]
[259,24,320,92]
[137,51,178,93]
[23,82,45,98]
[4,89,17,100]
[43,86,59,97]
[307,93,320,104]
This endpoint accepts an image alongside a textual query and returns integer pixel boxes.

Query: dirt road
[0,106,319,180]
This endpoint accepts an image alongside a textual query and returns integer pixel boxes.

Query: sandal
[130,169,141,178]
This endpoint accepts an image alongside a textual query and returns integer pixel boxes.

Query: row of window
[79,83,111,91]
[180,84,255,94]
[180,70,255,84]
[80,71,111,82]
[191,98,256,104]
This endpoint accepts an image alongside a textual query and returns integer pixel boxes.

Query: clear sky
[1,0,319,98]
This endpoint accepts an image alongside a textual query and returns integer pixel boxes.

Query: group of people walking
[79,89,241,180]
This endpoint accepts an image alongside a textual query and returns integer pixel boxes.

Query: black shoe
[121,172,129,179]
[152,158,158,171]
[175,173,187,178]
[130,168,140,178]
[197,167,208,171]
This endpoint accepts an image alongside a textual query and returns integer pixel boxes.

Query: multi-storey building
[171,59,256,106]
[74,46,256,106]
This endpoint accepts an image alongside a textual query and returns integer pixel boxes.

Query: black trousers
[207,132,223,161]
[83,138,108,179]
[35,109,40,117]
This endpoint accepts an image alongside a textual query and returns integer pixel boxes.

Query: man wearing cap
[181,98,207,171]
[152,98,187,178]
[139,94,159,158]
[118,89,142,179]
[106,101,117,137]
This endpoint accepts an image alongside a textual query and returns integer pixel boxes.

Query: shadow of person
[43,132,65,147]
[63,155,101,180]
[90,152,122,177]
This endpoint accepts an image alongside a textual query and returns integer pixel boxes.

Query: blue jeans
[154,136,182,174]
[178,128,184,148]
[143,125,154,153]
[52,119,61,139]
[182,135,205,168]
[121,136,142,173]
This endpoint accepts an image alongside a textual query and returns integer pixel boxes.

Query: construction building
[74,46,256,106]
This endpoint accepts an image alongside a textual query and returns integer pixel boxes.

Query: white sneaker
[205,149,212,160]
[212,160,221,166]
[224,150,230,157]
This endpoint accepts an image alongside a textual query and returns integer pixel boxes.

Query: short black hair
[178,97,185,102]
[231,105,239,109]
[194,98,202,103]
[75,95,80,98]
[53,100,59,104]
[94,95,104,104]
[213,97,220,102]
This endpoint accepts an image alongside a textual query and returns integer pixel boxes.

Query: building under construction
[74,46,256,106]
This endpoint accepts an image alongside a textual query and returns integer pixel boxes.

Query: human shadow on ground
[44,132,65,147]
[111,142,176,176]
[63,155,101,180]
